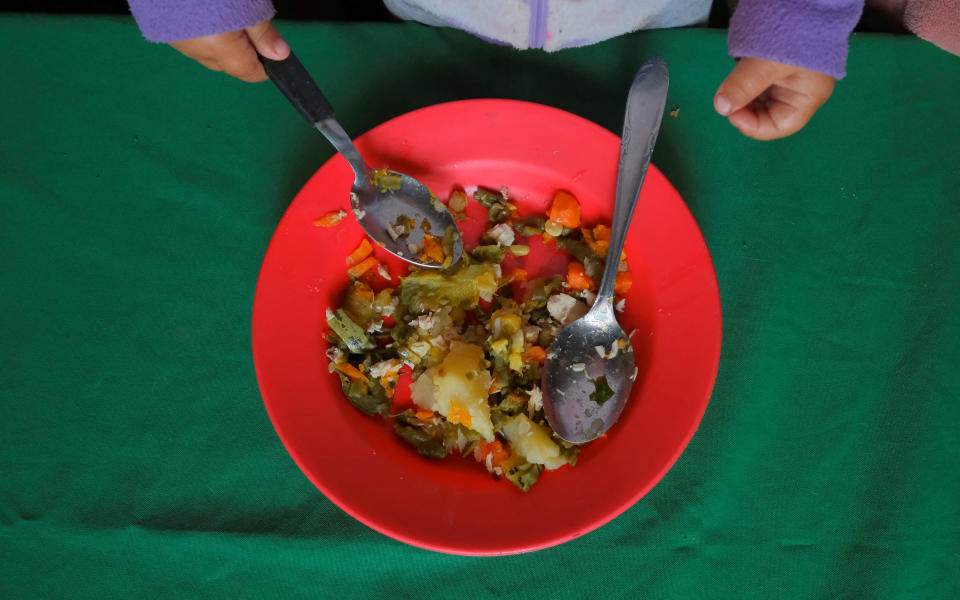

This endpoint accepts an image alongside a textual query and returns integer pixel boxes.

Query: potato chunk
[410,341,494,442]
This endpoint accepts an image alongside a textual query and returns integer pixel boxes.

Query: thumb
[714,57,792,116]
[245,20,290,61]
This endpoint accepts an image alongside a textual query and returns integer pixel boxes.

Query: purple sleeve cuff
[728,0,864,80]
[128,0,276,43]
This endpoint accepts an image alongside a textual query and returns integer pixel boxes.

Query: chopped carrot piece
[581,226,594,244]
[347,256,378,279]
[335,362,368,382]
[420,233,445,264]
[478,440,510,468]
[592,224,611,241]
[582,227,610,257]
[447,404,472,428]
[313,210,347,228]
[507,268,528,282]
[346,238,374,267]
[488,381,500,395]
[567,262,595,291]
[523,345,547,363]
[614,270,633,295]
[414,408,436,421]
[379,375,397,399]
[541,232,555,244]
[548,190,581,228]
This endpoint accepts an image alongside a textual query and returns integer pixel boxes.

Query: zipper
[527,0,548,49]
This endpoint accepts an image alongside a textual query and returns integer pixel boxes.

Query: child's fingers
[196,57,223,72]
[714,58,792,117]
[171,31,266,82]
[726,107,760,137]
[728,105,793,140]
[246,20,290,61]
[220,48,269,82]
[215,20,289,83]
[717,59,835,140]
[727,93,819,140]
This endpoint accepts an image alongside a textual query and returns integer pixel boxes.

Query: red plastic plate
[252,99,721,555]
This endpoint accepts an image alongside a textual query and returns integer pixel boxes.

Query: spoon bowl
[261,51,462,268]
[350,170,463,265]
[542,301,635,443]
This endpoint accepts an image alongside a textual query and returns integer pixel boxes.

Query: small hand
[170,20,290,83]
[714,57,835,140]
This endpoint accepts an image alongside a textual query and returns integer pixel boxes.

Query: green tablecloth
[2,14,959,598]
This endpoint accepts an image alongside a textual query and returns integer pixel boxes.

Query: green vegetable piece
[589,375,615,406]
[561,445,580,466]
[523,275,563,311]
[498,393,527,416]
[490,405,509,430]
[396,214,416,230]
[473,188,505,209]
[399,263,499,314]
[583,255,604,281]
[555,236,603,280]
[473,188,512,224]
[326,308,374,353]
[442,422,484,454]
[487,204,511,224]
[342,282,379,330]
[555,237,594,263]
[390,214,417,239]
[554,436,581,466]
[504,460,543,492]
[389,319,414,344]
[326,329,345,351]
[371,169,403,192]
[394,410,449,459]
[441,225,459,269]
[513,217,544,238]
[512,363,541,388]
[339,373,390,417]
[469,244,507,264]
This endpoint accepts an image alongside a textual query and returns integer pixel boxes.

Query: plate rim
[252,98,722,556]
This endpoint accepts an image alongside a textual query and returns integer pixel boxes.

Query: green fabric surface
[2,14,959,598]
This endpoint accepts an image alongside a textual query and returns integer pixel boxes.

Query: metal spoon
[259,52,463,268]
[542,57,669,443]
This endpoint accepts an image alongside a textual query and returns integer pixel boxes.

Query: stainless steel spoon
[542,57,669,443]
[259,52,463,268]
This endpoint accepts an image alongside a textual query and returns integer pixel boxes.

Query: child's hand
[169,20,290,83]
[714,58,835,140]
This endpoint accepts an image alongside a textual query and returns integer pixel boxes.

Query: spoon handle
[594,57,670,307]
[259,51,369,186]
[259,52,335,124]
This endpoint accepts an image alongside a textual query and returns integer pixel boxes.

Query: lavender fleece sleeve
[128,0,276,43]
[728,0,864,79]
